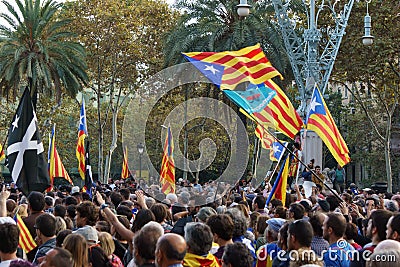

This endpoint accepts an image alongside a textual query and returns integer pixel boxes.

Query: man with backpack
[332,164,346,194]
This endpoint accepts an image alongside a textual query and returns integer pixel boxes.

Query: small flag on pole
[48,124,73,188]
[255,124,274,149]
[76,99,88,180]
[14,213,37,253]
[0,144,5,161]
[121,147,130,179]
[160,125,175,194]
[270,141,287,162]
[266,155,290,205]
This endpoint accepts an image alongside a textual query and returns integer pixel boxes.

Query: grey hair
[145,197,156,209]
[166,193,178,203]
[141,221,164,236]
[385,200,399,212]
[225,208,247,238]
[184,222,213,256]
[216,205,227,214]
[179,192,190,205]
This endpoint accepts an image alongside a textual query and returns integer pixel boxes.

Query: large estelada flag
[183,44,303,139]
[305,86,350,166]
[7,88,50,195]
[76,99,88,180]
[266,154,290,205]
[160,125,175,194]
[14,213,37,253]
[48,124,73,187]
[121,147,130,179]
[183,44,282,89]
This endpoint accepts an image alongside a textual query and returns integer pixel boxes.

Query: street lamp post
[137,143,144,180]
[237,0,356,114]
[237,0,365,166]
[362,0,374,46]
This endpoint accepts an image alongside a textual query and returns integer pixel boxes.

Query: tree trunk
[97,82,104,183]
[104,107,118,183]
[385,122,393,193]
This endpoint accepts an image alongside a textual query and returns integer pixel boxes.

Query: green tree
[63,0,177,182]
[333,1,400,192]
[0,0,88,104]
[163,0,297,181]
[164,0,292,79]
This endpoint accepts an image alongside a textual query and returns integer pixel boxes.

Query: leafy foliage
[0,0,88,101]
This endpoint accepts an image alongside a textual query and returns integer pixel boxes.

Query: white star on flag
[272,144,281,154]
[204,64,219,75]
[80,115,85,126]
[11,115,19,132]
[310,96,321,112]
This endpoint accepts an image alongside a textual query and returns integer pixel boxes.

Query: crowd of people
[0,172,398,267]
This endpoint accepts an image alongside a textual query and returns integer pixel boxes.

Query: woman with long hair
[98,232,123,267]
[63,233,89,267]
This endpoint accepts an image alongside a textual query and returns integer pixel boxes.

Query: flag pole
[266,146,286,184]
[0,132,9,159]
[240,109,343,202]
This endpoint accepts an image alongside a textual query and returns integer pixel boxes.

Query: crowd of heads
[0,175,398,267]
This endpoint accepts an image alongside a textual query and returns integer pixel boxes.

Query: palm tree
[0,0,88,104]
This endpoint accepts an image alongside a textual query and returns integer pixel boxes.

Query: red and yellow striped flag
[76,99,88,180]
[49,125,73,187]
[306,87,350,166]
[121,147,130,179]
[183,44,282,90]
[160,125,175,194]
[0,143,5,161]
[14,214,37,253]
[183,44,303,139]
[255,124,274,149]
[252,79,303,139]
[266,155,290,205]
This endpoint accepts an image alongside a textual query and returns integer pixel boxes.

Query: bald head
[155,233,187,267]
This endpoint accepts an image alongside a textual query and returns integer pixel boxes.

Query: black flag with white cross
[7,88,50,196]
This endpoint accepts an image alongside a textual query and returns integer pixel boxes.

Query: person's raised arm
[0,186,10,217]
[135,190,148,210]
[95,191,134,242]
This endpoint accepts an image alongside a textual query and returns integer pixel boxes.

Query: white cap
[71,186,80,194]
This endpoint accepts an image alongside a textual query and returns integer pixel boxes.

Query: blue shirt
[323,241,355,267]
[33,238,56,264]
